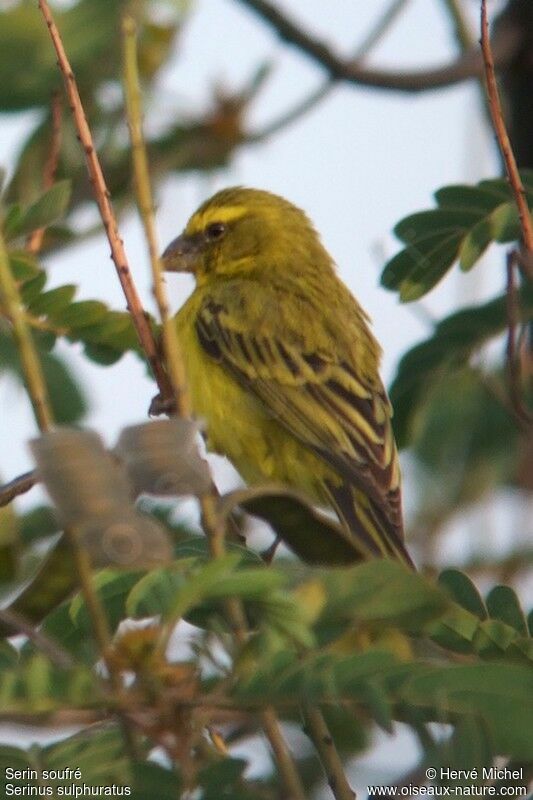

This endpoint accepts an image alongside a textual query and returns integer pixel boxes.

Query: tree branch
[37,0,173,402]
[234,0,522,93]
[248,0,412,142]
[481,0,533,280]
[0,469,37,508]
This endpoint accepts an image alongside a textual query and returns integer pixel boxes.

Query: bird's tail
[325,482,414,568]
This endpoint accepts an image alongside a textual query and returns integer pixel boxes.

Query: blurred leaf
[5,181,72,240]
[0,653,97,714]
[197,758,248,799]
[319,559,448,635]
[126,554,286,623]
[0,330,87,423]
[0,640,19,669]
[401,663,533,759]
[486,585,529,635]
[389,288,533,447]
[54,300,108,328]
[221,484,362,565]
[430,717,494,785]
[0,536,76,639]
[0,502,19,583]
[9,250,41,282]
[131,762,181,798]
[17,505,59,545]
[69,569,143,635]
[29,284,77,316]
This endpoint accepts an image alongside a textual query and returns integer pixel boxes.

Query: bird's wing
[195,288,409,562]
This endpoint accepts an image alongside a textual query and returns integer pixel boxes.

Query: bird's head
[161,187,332,284]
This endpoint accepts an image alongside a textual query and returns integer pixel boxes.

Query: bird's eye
[205,222,227,241]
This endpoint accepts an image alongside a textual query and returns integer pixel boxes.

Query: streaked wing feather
[195,296,408,560]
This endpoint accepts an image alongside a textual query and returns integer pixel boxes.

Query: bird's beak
[161,233,203,273]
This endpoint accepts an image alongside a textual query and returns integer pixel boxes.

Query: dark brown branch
[0,469,37,507]
[481,0,533,281]
[234,0,522,93]
[248,0,411,142]
[0,608,73,669]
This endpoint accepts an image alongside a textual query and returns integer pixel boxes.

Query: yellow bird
[162,188,412,566]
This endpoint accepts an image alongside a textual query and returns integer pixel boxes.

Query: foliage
[0,1,532,798]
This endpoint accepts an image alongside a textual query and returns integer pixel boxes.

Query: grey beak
[161,233,202,272]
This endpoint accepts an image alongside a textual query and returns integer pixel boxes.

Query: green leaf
[0,655,97,714]
[20,271,47,304]
[486,585,528,635]
[389,286,533,446]
[399,232,464,301]
[402,663,533,760]
[29,284,77,316]
[126,566,189,619]
[321,560,448,633]
[18,505,59,544]
[0,640,19,668]
[458,217,494,271]
[198,758,248,798]
[131,762,181,799]
[0,330,87,423]
[432,717,494,783]
[6,180,72,239]
[53,300,108,328]
[382,172,533,300]
[438,570,487,620]
[44,726,131,789]
[83,343,123,365]
[221,485,363,565]
[435,183,511,212]
[9,250,41,281]
[69,569,143,634]
[394,208,483,243]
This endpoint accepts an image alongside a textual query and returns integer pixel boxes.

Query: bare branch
[0,608,73,669]
[481,0,533,280]
[249,0,412,142]
[0,470,37,508]
[234,0,522,93]
[37,0,173,402]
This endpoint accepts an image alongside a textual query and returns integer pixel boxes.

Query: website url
[367,785,528,797]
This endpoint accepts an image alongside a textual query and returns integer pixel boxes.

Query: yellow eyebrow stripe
[187,205,248,234]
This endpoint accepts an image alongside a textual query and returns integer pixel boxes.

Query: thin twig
[0,469,38,508]
[120,17,304,795]
[37,0,173,402]
[481,0,533,280]
[122,15,190,418]
[505,252,531,426]
[249,0,411,142]
[0,230,53,431]
[440,0,475,49]
[27,91,63,255]
[0,608,73,669]
[303,707,355,800]
[234,0,521,93]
